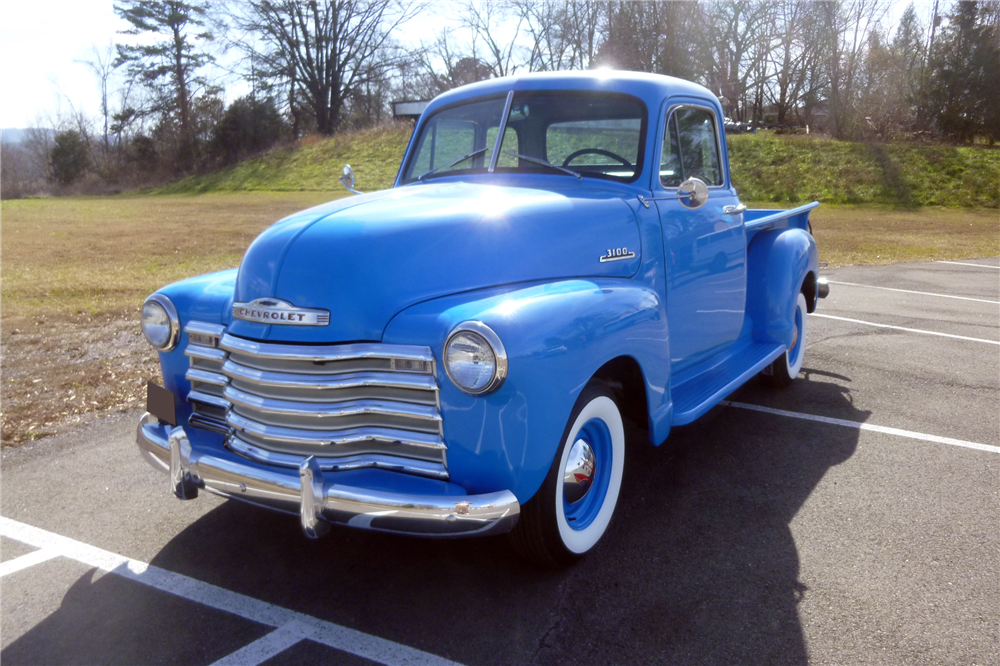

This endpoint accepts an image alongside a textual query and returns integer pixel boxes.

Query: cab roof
[424,70,719,117]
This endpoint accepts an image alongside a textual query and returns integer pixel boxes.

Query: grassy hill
[728,134,1000,208]
[159,122,1000,208]
[158,123,413,194]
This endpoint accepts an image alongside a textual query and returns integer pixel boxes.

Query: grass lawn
[2,192,998,445]
[1,192,341,444]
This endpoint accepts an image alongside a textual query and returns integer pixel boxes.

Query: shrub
[49,130,89,185]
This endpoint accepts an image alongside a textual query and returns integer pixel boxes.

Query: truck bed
[744,201,819,244]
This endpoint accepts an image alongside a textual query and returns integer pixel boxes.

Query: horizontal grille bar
[221,362,438,393]
[188,389,230,409]
[189,412,228,434]
[220,334,434,364]
[185,368,228,387]
[225,386,441,426]
[229,434,448,478]
[185,322,226,337]
[185,346,226,363]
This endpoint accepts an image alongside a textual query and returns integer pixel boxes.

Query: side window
[660,116,683,187]
[659,106,723,188]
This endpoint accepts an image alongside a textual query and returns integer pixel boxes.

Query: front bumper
[136,413,520,538]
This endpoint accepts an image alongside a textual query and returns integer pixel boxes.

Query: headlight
[141,294,180,351]
[444,321,507,395]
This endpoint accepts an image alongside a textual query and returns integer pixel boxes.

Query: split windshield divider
[488,91,515,173]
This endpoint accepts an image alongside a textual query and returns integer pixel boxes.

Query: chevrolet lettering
[135,71,829,567]
[232,298,330,326]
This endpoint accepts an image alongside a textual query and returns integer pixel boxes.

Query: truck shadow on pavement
[4,373,866,666]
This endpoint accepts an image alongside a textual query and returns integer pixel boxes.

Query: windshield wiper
[417,147,489,182]
[502,151,582,180]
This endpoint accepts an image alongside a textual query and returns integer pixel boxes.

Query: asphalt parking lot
[2,258,998,666]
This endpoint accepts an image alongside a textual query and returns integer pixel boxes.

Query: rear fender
[382,279,670,504]
[746,228,817,348]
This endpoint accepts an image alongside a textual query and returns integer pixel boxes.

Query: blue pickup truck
[136,71,827,566]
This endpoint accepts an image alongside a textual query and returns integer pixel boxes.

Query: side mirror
[339,164,362,195]
[677,177,709,209]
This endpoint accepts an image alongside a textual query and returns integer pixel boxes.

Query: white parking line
[810,313,1000,345]
[722,401,1000,454]
[825,281,1000,305]
[937,261,1000,269]
[0,548,60,577]
[210,622,307,666]
[0,517,464,666]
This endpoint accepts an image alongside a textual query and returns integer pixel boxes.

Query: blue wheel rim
[563,418,613,531]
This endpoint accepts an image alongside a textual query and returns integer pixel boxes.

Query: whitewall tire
[509,380,625,567]
[763,291,808,388]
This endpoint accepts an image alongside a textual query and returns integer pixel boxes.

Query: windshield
[401,91,647,184]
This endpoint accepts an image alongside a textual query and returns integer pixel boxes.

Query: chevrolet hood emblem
[232,298,330,326]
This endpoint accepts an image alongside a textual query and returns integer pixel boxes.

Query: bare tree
[513,0,604,71]
[766,2,826,126]
[595,1,702,79]
[562,0,604,70]
[701,1,778,123]
[460,0,526,77]
[1,143,46,199]
[77,45,118,151]
[233,0,416,135]
[819,0,891,138]
[410,30,493,97]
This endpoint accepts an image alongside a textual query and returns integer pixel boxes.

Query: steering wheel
[561,148,632,168]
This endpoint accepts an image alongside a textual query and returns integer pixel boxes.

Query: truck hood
[229,181,641,342]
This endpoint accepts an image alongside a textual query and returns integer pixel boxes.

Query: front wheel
[509,380,625,567]
[762,292,808,388]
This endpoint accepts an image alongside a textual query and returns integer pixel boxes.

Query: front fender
[746,228,817,348]
[152,269,237,406]
[382,279,670,504]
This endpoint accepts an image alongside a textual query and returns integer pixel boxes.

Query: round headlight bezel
[444,321,508,395]
[141,293,180,351]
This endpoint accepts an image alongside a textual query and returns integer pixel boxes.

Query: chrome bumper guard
[136,413,520,538]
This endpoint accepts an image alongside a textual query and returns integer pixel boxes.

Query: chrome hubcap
[790,322,799,351]
[563,439,596,504]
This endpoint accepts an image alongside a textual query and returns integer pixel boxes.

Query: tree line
[2,0,997,199]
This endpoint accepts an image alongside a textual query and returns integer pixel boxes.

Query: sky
[0,0,935,130]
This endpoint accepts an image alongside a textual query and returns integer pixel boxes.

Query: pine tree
[114,1,215,169]
[924,1,1000,143]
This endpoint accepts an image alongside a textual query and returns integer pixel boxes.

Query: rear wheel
[762,292,808,388]
[509,380,625,567]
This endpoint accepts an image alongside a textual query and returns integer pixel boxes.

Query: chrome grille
[184,323,447,480]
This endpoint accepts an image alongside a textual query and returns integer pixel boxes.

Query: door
[655,104,747,372]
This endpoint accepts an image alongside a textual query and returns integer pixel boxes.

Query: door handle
[722,203,747,215]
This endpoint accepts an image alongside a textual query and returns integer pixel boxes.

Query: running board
[671,343,785,426]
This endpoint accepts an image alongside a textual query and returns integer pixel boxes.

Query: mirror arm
[637,194,673,209]
[638,177,708,209]
[636,192,702,209]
